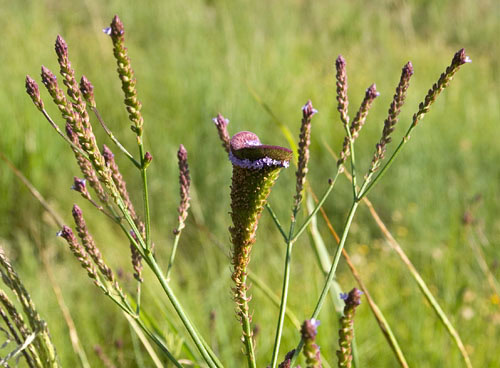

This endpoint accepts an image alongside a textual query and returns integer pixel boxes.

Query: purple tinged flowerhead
[110,15,125,38]
[71,177,87,192]
[229,131,292,170]
[212,114,229,128]
[302,100,318,118]
[80,75,95,105]
[341,288,364,307]
[72,204,83,219]
[40,66,57,90]
[143,152,153,168]
[403,61,414,80]
[25,75,44,111]
[454,48,471,66]
[336,54,346,70]
[55,35,69,60]
[57,225,74,240]
[301,319,320,340]
[102,144,114,162]
[102,27,112,36]
[366,84,380,99]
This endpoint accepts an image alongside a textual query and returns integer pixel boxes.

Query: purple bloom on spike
[71,177,86,191]
[212,113,231,153]
[302,101,318,117]
[340,292,348,300]
[103,27,112,35]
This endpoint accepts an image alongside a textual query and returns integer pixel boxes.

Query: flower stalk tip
[57,225,99,283]
[212,113,231,153]
[72,205,114,282]
[25,75,44,111]
[176,144,191,232]
[294,100,317,211]
[337,288,363,368]
[108,15,143,137]
[80,75,96,108]
[368,61,414,173]
[338,83,379,167]
[71,177,91,200]
[301,319,322,368]
[411,48,470,128]
[336,55,349,128]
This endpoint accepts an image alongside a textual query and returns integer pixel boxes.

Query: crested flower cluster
[228,130,292,363]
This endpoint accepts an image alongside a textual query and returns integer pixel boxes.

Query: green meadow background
[1,0,499,366]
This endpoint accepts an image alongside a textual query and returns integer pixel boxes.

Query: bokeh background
[0,0,498,366]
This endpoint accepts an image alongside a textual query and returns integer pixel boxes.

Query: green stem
[291,200,360,364]
[166,231,182,280]
[269,237,294,368]
[91,106,141,168]
[271,172,340,367]
[265,204,288,242]
[291,172,340,243]
[358,125,413,200]
[41,109,89,159]
[139,144,152,250]
[131,314,183,368]
[248,271,301,330]
[239,270,257,368]
[136,281,142,315]
[345,126,358,198]
[144,254,222,368]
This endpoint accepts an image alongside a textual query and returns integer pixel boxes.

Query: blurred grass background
[0,0,499,366]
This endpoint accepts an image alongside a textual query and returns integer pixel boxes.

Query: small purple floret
[103,27,112,35]
[340,292,348,300]
[302,101,318,117]
[310,318,321,328]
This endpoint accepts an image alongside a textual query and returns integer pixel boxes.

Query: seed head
[80,75,96,107]
[25,75,44,111]
[337,288,363,368]
[294,100,317,211]
[212,113,231,154]
[301,319,322,368]
[175,144,191,232]
[336,55,349,128]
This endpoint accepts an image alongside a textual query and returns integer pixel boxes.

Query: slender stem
[131,314,183,368]
[312,201,359,318]
[345,126,358,198]
[91,106,141,168]
[291,200,360,364]
[248,271,301,330]
[331,139,471,368]
[136,282,142,315]
[358,124,413,200]
[144,254,222,368]
[291,172,340,243]
[270,237,294,368]
[125,313,161,368]
[41,109,89,159]
[239,270,257,368]
[271,174,340,367]
[139,145,152,250]
[265,204,288,242]
[166,231,182,280]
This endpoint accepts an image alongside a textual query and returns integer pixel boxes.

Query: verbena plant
[15,15,470,367]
